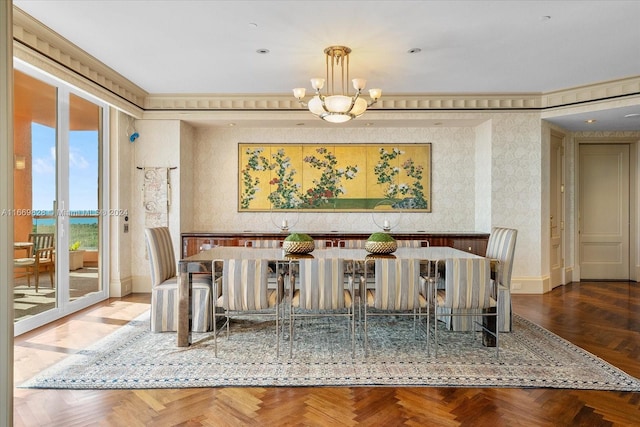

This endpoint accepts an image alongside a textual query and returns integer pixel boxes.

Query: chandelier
[293,46,382,124]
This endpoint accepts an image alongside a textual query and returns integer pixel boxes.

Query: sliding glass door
[67,93,103,303]
[13,70,58,324]
[13,62,109,334]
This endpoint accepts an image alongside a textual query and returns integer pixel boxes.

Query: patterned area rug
[20,311,640,390]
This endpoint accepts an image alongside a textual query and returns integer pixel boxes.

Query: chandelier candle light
[293,46,382,123]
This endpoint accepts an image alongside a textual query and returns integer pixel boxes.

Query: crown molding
[143,93,544,111]
[12,7,147,112]
[12,5,640,116]
[541,76,640,108]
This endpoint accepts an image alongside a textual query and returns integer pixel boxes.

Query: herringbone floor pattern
[13,282,640,426]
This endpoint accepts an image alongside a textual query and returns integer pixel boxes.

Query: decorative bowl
[365,240,398,254]
[284,252,315,260]
[283,240,315,254]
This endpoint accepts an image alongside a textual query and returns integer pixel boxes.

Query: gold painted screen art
[238,143,431,212]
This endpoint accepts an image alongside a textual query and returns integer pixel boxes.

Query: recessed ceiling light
[228,123,236,127]
[408,48,422,54]
[624,113,640,118]
[249,22,258,28]
[296,123,305,126]
[434,122,443,126]
[541,15,551,21]
[256,49,270,54]
[585,119,597,124]
[365,122,374,126]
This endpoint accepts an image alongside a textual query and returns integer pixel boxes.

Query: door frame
[13,59,110,335]
[574,137,638,282]
[550,130,565,288]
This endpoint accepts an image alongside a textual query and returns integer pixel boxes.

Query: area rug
[20,311,640,391]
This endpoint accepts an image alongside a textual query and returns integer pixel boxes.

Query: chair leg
[426,303,431,356]
[412,309,417,338]
[289,308,294,358]
[495,320,499,360]
[434,304,439,358]
[24,267,33,288]
[351,307,355,359]
[363,306,369,358]
[213,306,218,357]
[24,267,32,288]
[275,301,280,358]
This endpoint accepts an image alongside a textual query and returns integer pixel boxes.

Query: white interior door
[579,144,630,280]
[550,133,564,288]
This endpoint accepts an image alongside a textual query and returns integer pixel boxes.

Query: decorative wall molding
[12,7,147,114]
[143,93,544,111]
[541,76,640,108]
[12,5,640,117]
[142,81,639,113]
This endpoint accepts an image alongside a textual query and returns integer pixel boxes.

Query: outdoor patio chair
[13,233,55,292]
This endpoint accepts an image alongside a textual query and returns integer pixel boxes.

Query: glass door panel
[13,69,58,322]
[68,93,102,300]
[13,61,109,335]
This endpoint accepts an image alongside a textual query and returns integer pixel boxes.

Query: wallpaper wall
[129,111,544,292]
[192,126,477,233]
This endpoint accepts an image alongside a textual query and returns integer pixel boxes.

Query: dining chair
[433,257,499,359]
[337,239,366,249]
[144,227,214,333]
[244,239,283,248]
[486,227,517,332]
[13,233,55,292]
[214,258,284,357]
[289,258,356,358]
[396,240,428,248]
[363,258,429,357]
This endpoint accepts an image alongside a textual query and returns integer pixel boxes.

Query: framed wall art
[238,143,431,212]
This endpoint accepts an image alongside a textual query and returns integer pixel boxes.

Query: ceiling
[12,0,640,131]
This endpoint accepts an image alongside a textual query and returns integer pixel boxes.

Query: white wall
[475,120,492,231]
[109,110,135,297]
[130,120,183,292]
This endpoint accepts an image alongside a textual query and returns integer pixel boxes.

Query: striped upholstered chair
[444,227,517,333]
[144,227,213,333]
[486,227,517,332]
[289,258,356,358]
[433,257,498,359]
[396,239,428,248]
[363,258,429,356]
[214,258,284,357]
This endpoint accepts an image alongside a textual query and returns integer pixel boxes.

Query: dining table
[176,245,482,347]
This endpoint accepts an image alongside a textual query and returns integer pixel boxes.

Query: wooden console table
[181,231,490,258]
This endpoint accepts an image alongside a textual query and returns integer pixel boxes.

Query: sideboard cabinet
[181,231,489,258]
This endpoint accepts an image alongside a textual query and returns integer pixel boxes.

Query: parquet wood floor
[13,281,640,426]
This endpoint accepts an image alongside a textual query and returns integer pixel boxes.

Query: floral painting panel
[238,143,431,212]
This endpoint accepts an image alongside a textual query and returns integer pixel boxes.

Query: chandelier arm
[316,90,332,114]
[345,90,361,112]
